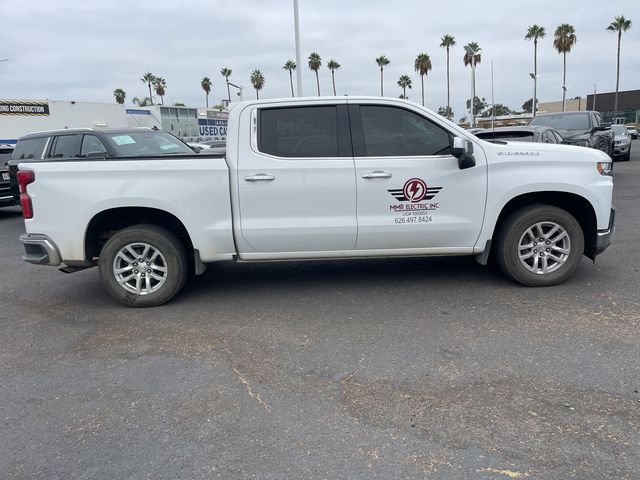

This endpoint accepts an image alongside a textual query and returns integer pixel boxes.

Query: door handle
[244,174,275,182]
[362,171,392,179]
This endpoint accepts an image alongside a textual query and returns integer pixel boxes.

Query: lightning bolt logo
[388,178,442,202]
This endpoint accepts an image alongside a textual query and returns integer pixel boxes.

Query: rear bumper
[19,233,62,266]
[595,207,615,256]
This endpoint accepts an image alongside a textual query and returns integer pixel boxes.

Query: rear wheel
[496,206,584,286]
[98,224,187,307]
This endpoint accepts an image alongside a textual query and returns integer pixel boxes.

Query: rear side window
[359,106,451,157]
[50,135,82,158]
[12,137,48,160]
[80,135,108,157]
[258,106,338,157]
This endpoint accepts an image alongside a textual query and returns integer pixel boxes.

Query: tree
[113,88,126,105]
[521,97,539,113]
[132,97,151,107]
[463,42,482,67]
[553,24,577,112]
[466,96,487,115]
[397,75,412,99]
[221,68,232,102]
[607,15,632,118]
[141,73,155,105]
[440,35,456,118]
[414,53,432,107]
[201,77,212,108]
[308,52,322,96]
[153,77,167,105]
[283,60,297,97]
[482,103,511,117]
[173,102,186,107]
[250,69,265,100]
[375,55,390,96]
[327,59,340,96]
[525,25,546,117]
[438,106,453,119]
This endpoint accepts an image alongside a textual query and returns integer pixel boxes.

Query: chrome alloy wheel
[518,222,571,275]
[112,242,168,295]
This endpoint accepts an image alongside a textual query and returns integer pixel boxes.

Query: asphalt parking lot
[1,144,639,479]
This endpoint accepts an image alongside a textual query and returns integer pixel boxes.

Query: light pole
[293,0,302,97]
[593,83,597,111]
[464,45,481,127]
[529,73,538,117]
[227,82,245,101]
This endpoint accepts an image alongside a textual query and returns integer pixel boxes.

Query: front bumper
[595,207,615,256]
[613,143,630,156]
[19,233,62,266]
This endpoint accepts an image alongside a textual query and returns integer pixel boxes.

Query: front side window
[80,135,108,157]
[258,106,338,157]
[51,135,82,158]
[360,106,450,157]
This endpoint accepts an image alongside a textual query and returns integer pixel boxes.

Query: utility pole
[293,0,302,97]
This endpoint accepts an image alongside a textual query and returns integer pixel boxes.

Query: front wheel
[496,206,584,287]
[98,224,188,307]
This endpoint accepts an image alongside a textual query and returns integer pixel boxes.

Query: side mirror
[451,137,476,170]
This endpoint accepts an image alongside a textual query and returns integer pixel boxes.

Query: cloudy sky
[2,0,638,120]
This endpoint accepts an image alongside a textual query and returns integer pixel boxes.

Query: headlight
[597,161,613,176]
[571,139,589,147]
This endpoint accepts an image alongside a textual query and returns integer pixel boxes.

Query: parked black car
[528,111,614,157]
[475,126,564,144]
[1,144,16,207]
[8,127,197,202]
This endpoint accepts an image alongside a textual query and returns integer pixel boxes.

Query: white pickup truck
[16,97,615,307]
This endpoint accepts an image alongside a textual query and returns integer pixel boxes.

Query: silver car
[612,125,631,161]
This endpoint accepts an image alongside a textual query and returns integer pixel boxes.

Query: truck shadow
[180,256,507,299]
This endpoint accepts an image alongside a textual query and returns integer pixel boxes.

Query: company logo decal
[388,178,442,202]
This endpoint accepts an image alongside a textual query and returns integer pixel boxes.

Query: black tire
[623,147,631,162]
[98,224,188,307]
[496,205,584,287]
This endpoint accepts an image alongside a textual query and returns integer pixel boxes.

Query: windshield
[529,114,590,130]
[105,131,193,156]
[611,125,627,135]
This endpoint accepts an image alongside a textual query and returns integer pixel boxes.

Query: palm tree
[250,69,265,100]
[132,97,151,107]
[463,42,482,67]
[607,15,632,118]
[153,77,167,105]
[141,72,155,105]
[440,35,456,119]
[201,77,212,108]
[375,55,390,96]
[525,25,546,117]
[397,75,412,99]
[414,53,432,106]
[327,59,340,96]
[283,60,297,97]
[553,24,577,112]
[113,88,126,105]
[308,52,322,96]
[221,68,232,102]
